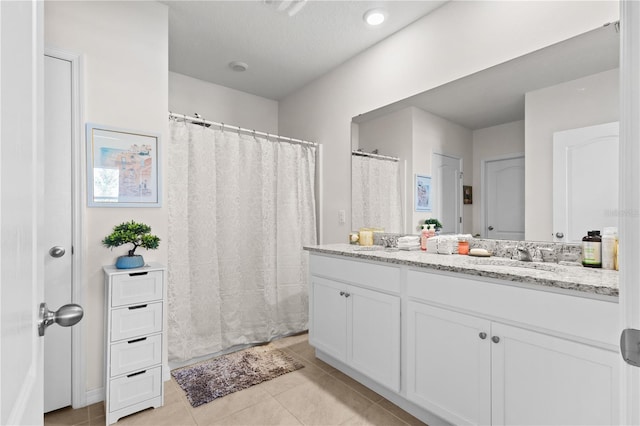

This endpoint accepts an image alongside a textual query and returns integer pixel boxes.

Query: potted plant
[102,221,160,269]
[424,218,443,233]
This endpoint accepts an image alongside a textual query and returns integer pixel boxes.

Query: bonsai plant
[424,218,443,231]
[102,220,160,269]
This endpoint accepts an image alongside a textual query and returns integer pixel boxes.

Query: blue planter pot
[115,255,145,269]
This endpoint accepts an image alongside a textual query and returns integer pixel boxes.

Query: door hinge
[621,328,640,367]
[459,172,463,179]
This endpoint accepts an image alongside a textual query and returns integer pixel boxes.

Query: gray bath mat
[171,345,304,407]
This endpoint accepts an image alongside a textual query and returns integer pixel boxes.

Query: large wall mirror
[351,24,619,242]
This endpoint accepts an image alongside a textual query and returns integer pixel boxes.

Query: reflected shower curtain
[351,155,403,232]
[167,120,317,363]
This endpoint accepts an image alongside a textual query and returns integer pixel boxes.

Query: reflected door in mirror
[432,153,462,234]
[553,122,619,243]
[485,156,525,240]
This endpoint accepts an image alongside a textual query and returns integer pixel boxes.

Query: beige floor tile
[45,405,89,426]
[89,415,105,426]
[190,384,270,424]
[330,370,384,403]
[116,397,196,426]
[270,332,310,350]
[257,362,328,396]
[340,403,409,426]
[275,373,374,425]
[283,344,338,375]
[88,402,105,420]
[207,397,302,426]
[376,400,428,426]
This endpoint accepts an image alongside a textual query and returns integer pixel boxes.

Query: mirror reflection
[351,24,619,242]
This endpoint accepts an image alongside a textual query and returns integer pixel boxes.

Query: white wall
[412,108,473,233]
[525,68,619,241]
[45,0,168,399]
[472,120,525,236]
[169,72,278,133]
[278,1,618,244]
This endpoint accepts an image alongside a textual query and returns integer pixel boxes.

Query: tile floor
[44,333,427,426]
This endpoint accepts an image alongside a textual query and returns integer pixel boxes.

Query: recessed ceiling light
[363,9,386,26]
[229,61,249,72]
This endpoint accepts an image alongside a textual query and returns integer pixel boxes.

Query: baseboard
[85,387,104,406]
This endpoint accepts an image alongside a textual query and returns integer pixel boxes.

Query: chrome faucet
[516,244,534,262]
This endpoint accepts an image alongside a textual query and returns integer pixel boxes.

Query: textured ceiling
[164,1,447,100]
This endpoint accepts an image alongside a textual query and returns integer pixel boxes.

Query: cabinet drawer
[108,366,162,413]
[110,333,162,377]
[310,254,400,293]
[111,302,163,342]
[112,271,163,307]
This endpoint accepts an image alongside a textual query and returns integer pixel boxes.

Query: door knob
[38,302,83,336]
[49,246,66,258]
[555,232,564,239]
[488,226,494,231]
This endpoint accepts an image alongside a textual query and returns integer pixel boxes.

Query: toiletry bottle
[582,230,602,268]
[420,226,428,251]
[458,237,469,255]
[602,227,618,270]
[428,224,436,238]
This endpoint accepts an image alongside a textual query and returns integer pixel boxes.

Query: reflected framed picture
[86,123,161,207]
[463,185,473,204]
[415,174,432,212]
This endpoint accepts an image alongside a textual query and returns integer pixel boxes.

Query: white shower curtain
[351,154,403,233]
[167,120,317,363]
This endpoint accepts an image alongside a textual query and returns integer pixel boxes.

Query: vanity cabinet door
[490,322,619,426]
[348,286,400,392]
[309,277,347,362]
[406,301,491,426]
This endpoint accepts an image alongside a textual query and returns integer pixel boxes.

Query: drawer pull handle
[127,337,147,344]
[127,370,146,378]
[128,304,147,310]
[129,271,149,277]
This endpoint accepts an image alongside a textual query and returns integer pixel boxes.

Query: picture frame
[86,123,161,207]
[415,174,432,212]
[463,185,473,204]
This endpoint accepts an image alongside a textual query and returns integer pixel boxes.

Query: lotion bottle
[420,226,428,251]
[601,227,618,270]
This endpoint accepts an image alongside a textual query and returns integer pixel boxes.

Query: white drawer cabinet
[104,263,166,425]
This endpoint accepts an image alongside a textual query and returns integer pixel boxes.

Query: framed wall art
[463,185,473,204]
[415,174,432,212]
[86,123,161,207]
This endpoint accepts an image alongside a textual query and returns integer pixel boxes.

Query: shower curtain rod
[169,112,318,147]
[351,150,399,162]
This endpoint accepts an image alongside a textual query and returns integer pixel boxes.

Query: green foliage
[424,218,443,229]
[102,221,160,256]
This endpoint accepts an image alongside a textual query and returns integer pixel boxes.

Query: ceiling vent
[263,0,308,17]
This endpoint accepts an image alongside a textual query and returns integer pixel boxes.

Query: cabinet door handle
[344,292,351,298]
[479,332,487,340]
[491,336,500,344]
[128,304,147,310]
[339,291,345,296]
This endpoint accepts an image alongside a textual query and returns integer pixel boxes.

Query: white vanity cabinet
[406,269,620,426]
[104,263,166,425]
[309,255,401,392]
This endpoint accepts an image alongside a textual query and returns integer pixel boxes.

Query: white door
[348,285,400,392]
[44,54,74,412]
[553,122,619,243]
[0,1,45,424]
[405,302,491,426]
[484,156,525,240]
[432,153,461,234]
[491,323,619,425]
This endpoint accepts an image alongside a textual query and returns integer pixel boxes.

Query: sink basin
[466,257,571,273]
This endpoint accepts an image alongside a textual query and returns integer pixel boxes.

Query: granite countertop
[304,244,619,298]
